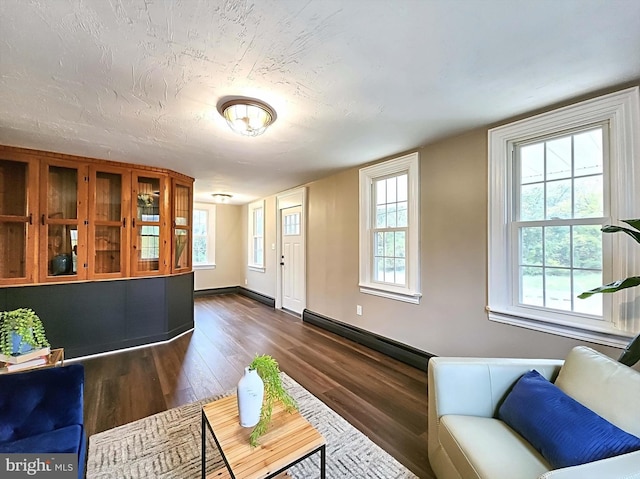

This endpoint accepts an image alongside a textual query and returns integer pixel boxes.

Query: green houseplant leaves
[578,277,640,299]
[247,354,297,447]
[579,220,640,366]
[0,308,50,356]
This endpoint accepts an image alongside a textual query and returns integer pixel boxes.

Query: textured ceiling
[1,0,639,204]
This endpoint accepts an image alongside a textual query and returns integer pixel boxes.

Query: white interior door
[281,205,303,313]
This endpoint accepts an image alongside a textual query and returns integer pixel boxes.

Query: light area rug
[86,373,418,479]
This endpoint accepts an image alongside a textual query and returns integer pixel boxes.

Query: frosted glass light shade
[212,193,232,204]
[219,99,276,137]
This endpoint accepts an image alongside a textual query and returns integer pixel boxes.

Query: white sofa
[428,346,640,479]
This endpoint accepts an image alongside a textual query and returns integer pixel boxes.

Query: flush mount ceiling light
[217,98,276,137]
[211,193,233,204]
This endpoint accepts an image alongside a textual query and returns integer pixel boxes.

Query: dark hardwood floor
[79,293,433,478]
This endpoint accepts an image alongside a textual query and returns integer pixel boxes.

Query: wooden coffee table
[201,394,326,479]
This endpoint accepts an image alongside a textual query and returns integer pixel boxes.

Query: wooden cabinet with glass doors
[0,145,192,285]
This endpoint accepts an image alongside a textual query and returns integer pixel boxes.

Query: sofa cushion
[0,364,84,442]
[555,345,640,437]
[0,424,84,454]
[440,415,550,479]
[498,369,640,469]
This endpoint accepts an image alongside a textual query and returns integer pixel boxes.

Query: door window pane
[284,212,300,236]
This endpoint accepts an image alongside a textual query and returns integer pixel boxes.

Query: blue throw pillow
[498,369,640,469]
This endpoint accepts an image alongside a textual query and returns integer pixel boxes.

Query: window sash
[192,209,208,265]
[488,87,640,347]
[509,124,609,320]
[359,152,420,304]
[192,205,215,267]
[248,201,265,269]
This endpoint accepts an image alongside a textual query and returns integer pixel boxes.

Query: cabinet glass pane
[136,177,160,221]
[0,160,27,216]
[48,166,77,220]
[0,222,26,278]
[174,229,189,269]
[174,184,190,226]
[136,225,159,272]
[96,172,122,221]
[95,225,121,274]
[48,224,78,275]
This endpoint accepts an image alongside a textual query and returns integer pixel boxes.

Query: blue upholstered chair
[0,364,86,479]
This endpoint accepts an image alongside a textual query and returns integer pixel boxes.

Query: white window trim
[248,200,265,272]
[192,203,216,269]
[359,152,421,304]
[488,87,640,347]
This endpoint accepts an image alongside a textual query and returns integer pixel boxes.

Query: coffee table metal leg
[320,445,326,479]
[201,411,206,479]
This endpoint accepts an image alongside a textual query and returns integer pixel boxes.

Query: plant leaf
[621,218,640,232]
[619,332,640,367]
[578,276,640,299]
[602,225,640,244]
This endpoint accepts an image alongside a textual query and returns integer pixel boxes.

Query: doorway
[276,188,306,315]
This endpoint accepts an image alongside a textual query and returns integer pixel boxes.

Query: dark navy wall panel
[167,272,194,334]
[0,273,194,359]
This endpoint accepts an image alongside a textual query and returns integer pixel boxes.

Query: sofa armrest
[427,356,563,461]
[538,450,640,479]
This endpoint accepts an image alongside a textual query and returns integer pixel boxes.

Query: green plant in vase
[248,354,297,447]
[0,308,50,356]
[579,219,640,366]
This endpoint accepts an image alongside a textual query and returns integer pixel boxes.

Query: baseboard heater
[302,309,433,371]
[194,286,275,308]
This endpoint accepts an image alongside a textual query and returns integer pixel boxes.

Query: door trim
[275,187,307,313]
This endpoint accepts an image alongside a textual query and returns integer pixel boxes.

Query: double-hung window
[248,200,265,271]
[359,152,420,303]
[488,87,640,346]
[192,203,215,268]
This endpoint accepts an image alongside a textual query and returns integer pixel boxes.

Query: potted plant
[0,308,50,357]
[579,219,640,366]
[238,354,297,447]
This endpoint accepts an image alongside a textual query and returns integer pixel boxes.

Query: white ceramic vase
[237,366,264,427]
